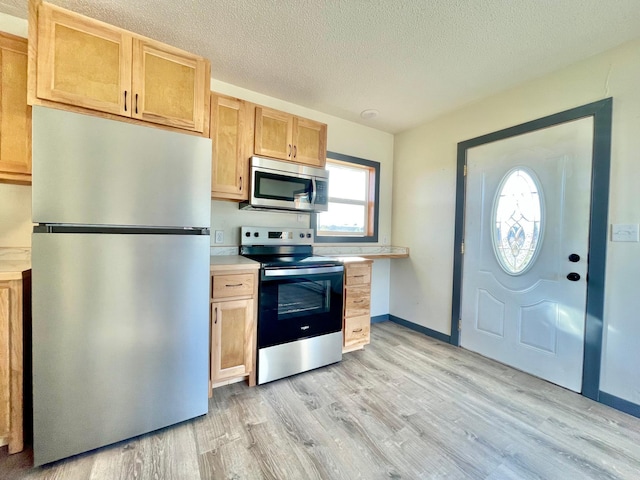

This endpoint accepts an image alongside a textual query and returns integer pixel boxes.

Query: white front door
[460,117,593,392]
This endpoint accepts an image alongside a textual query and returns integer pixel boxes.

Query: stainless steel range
[240,226,344,384]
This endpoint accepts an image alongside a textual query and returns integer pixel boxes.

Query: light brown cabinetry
[31,1,209,133]
[254,106,327,167]
[210,267,258,393]
[0,33,31,185]
[343,260,372,352]
[210,93,252,200]
[0,270,30,454]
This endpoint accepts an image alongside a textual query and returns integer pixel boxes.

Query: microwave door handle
[310,178,317,205]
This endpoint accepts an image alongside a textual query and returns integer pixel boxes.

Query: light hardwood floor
[2,321,640,479]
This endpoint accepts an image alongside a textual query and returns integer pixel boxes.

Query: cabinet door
[0,283,9,446]
[211,299,253,382]
[36,3,131,116]
[293,117,327,167]
[132,38,207,132]
[211,94,248,200]
[344,314,371,348]
[254,106,293,161]
[0,34,31,184]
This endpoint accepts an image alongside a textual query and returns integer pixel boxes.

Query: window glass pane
[327,163,367,201]
[492,168,544,275]
[317,202,366,234]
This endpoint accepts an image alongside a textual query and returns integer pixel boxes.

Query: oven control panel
[241,226,314,245]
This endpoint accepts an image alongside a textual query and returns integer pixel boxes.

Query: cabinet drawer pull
[225,283,244,287]
[353,299,364,304]
[353,274,365,278]
[352,328,363,333]
[124,91,127,111]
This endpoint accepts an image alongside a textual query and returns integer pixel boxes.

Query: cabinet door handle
[293,145,297,158]
[353,328,363,333]
[124,91,127,111]
[239,176,243,191]
[135,93,139,114]
[288,144,292,157]
[225,283,243,287]
[214,307,218,324]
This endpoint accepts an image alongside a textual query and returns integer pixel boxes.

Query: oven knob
[245,231,251,237]
[306,233,312,238]
[299,233,305,238]
[254,232,259,237]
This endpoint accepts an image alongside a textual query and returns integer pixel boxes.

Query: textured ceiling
[2,0,640,133]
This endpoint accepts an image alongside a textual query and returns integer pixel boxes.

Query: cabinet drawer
[345,263,371,286]
[344,314,370,347]
[212,273,255,300]
[344,285,370,318]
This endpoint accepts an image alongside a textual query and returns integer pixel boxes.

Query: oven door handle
[263,265,344,277]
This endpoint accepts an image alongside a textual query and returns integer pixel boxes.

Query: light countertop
[210,255,260,272]
[314,246,409,259]
[0,260,31,281]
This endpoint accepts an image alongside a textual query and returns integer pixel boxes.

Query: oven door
[258,265,344,348]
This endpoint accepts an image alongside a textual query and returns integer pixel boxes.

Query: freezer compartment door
[32,232,210,465]
[32,106,211,228]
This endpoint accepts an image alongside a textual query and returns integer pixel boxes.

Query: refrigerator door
[32,106,211,228]
[32,232,210,466]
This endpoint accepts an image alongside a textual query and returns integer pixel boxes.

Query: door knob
[569,254,580,262]
[567,272,581,281]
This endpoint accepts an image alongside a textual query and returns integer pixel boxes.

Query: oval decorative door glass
[492,167,544,275]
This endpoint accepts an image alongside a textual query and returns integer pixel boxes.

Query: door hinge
[461,241,465,254]
[458,319,462,331]
[463,164,467,176]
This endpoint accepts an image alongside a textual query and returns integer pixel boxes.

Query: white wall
[209,79,394,316]
[391,38,640,404]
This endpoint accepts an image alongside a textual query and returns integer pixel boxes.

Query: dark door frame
[449,98,613,400]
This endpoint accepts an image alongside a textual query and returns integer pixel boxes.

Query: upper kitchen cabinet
[254,106,327,167]
[210,93,252,200]
[30,1,210,134]
[0,33,31,185]
[131,39,207,131]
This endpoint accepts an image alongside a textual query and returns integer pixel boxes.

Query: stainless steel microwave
[240,156,329,212]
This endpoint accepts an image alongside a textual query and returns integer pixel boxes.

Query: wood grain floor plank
[3,321,640,480]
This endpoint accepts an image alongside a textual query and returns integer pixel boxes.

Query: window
[313,151,380,243]
[491,167,544,275]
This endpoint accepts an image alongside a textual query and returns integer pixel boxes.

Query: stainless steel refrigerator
[31,106,212,466]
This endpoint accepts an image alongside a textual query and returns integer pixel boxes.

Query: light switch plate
[611,224,639,242]
[214,230,224,244]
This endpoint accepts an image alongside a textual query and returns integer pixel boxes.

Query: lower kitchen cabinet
[210,299,254,381]
[209,264,258,394]
[342,259,373,352]
[0,269,30,454]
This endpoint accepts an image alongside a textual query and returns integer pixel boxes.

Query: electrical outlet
[214,230,224,244]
